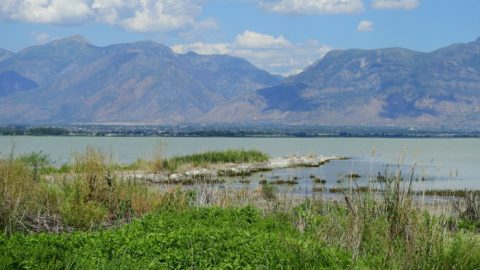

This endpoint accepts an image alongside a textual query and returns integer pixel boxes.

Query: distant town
[1,124,479,138]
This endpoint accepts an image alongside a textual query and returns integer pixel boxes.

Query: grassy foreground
[1,202,480,269]
[1,146,480,269]
[0,207,352,269]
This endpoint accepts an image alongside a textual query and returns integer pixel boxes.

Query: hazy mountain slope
[0,37,281,124]
[180,52,280,100]
[0,36,95,85]
[204,37,480,128]
[0,71,38,97]
[1,36,479,127]
[0,49,13,63]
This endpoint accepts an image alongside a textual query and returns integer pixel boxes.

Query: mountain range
[1,36,480,128]
[0,36,280,124]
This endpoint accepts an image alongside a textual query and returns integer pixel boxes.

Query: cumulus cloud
[32,32,52,43]
[172,30,332,76]
[260,0,364,15]
[357,20,373,32]
[178,17,219,40]
[0,0,92,24]
[235,30,290,48]
[0,0,209,32]
[172,42,230,55]
[372,0,419,10]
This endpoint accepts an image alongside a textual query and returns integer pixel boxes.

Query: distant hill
[1,36,480,129]
[204,37,480,129]
[0,70,38,97]
[0,36,281,124]
[0,49,13,63]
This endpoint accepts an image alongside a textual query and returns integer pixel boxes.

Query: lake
[1,136,479,191]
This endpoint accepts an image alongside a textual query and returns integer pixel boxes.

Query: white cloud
[117,1,203,32]
[32,32,51,43]
[178,17,219,40]
[357,20,373,32]
[172,42,230,55]
[235,30,290,48]
[172,31,332,76]
[261,0,364,15]
[372,0,419,10]
[0,0,208,32]
[1,0,92,24]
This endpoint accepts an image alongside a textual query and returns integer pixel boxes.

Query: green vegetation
[153,178,226,185]
[0,207,354,269]
[0,127,24,135]
[238,178,251,184]
[313,177,327,184]
[329,186,371,193]
[0,148,272,233]
[10,148,270,175]
[270,179,299,185]
[1,146,480,269]
[312,186,325,192]
[418,189,480,198]
[26,127,69,136]
[16,151,72,177]
[162,149,269,171]
[0,146,163,234]
[345,173,361,178]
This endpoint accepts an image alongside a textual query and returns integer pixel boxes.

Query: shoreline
[123,155,348,183]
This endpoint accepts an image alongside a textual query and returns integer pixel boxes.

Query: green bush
[163,149,269,171]
[0,207,352,269]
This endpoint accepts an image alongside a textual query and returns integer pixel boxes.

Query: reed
[163,149,269,171]
[1,146,480,269]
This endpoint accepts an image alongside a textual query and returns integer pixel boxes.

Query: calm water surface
[1,136,479,190]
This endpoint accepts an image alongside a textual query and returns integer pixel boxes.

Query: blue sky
[1,0,479,75]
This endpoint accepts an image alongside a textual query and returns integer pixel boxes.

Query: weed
[346,173,361,178]
[1,146,480,269]
[261,181,276,202]
[270,179,299,185]
[163,149,269,172]
[313,178,327,184]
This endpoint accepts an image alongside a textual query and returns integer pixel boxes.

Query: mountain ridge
[0,36,281,124]
[0,49,13,63]
[201,37,480,128]
[1,36,480,128]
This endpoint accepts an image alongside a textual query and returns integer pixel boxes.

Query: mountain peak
[128,40,174,53]
[476,37,480,43]
[52,35,89,45]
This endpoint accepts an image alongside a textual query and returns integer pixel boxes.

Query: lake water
[1,136,479,191]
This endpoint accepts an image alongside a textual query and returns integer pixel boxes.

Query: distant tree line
[1,126,70,136]
[0,126,25,135]
[26,127,69,136]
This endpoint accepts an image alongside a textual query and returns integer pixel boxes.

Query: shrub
[0,207,354,269]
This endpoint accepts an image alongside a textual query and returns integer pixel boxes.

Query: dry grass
[0,146,165,233]
[1,145,480,269]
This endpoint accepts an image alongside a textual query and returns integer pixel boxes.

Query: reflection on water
[0,136,479,190]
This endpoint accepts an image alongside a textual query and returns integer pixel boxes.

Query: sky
[0,0,479,75]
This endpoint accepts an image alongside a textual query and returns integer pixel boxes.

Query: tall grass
[163,149,270,171]
[0,146,164,233]
[290,167,480,269]
[1,146,480,269]
[0,147,271,233]
[0,157,35,234]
